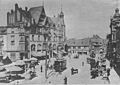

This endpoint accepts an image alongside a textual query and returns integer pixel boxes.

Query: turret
[59,11,64,18]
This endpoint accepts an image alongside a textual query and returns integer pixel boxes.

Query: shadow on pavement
[114,66,120,77]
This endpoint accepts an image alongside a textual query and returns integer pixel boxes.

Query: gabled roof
[29,6,44,24]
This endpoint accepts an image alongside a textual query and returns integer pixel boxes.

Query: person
[82,61,84,67]
[71,67,74,75]
[107,68,110,76]
[64,76,67,85]
[41,65,43,72]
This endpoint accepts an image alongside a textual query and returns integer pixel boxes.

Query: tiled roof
[29,6,44,24]
[66,38,90,46]
[51,17,60,25]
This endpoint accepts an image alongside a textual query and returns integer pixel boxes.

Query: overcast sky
[0,0,118,39]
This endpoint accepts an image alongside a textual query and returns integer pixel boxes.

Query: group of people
[89,50,111,84]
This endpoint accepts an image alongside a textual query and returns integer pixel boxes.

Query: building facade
[66,35,106,55]
[0,3,66,62]
[107,8,120,66]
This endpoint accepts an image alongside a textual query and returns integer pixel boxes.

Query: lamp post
[43,27,49,80]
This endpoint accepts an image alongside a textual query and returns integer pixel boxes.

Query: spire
[59,0,64,18]
[60,0,63,12]
[116,0,119,8]
[114,0,120,17]
[42,0,44,7]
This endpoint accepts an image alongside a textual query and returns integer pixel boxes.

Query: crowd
[89,50,111,84]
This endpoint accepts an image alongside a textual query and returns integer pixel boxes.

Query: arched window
[37,44,41,51]
[53,44,56,50]
[32,35,34,41]
[43,43,47,51]
[31,44,36,51]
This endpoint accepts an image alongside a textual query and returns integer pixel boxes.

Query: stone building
[0,27,7,61]
[0,3,66,61]
[66,38,90,55]
[108,8,120,66]
[66,35,106,55]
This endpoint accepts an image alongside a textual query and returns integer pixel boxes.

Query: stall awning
[53,51,58,54]
[5,65,23,72]
[30,57,37,61]
[14,60,25,66]
[31,52,46,57]
[0,72,7,78]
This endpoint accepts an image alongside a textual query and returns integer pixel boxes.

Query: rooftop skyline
[0,0,118,39]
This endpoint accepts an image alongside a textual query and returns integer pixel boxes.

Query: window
[31,44,36,51]
[10,53,16,61]
[38,35,40,41]
[53,44,56,50]
[11,40,15,45]
[43,43,47,50]
[20,37,24,42]
[32,35,34,41]
[11,31,14,33]
[11,35,15,38]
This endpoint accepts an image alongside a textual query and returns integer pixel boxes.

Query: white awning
[53,51,58,54]
[31,51,46,56]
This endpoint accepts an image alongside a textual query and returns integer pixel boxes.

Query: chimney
[25,7,28,11]
[7,12,10,26]
[11,9,13,13]
[15,3,18,9]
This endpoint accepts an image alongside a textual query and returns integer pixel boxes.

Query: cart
[54,59,67,72]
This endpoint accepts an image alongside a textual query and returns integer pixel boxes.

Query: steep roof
[51,16,60,25]
[29,6,44,24]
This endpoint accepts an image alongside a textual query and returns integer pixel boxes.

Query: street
[12,54,107,85]
[0,53,119,85]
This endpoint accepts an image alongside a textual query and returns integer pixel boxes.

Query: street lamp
[43,27,49,79]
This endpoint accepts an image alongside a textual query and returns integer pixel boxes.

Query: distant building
[90,35,107,53]
[66,35,106,55]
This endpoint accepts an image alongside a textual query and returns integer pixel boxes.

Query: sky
[0,0,118,39]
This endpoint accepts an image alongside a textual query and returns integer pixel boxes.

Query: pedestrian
[71,67,74,75]
[82,61,84,67]
[64,76,67,85]
[107,68,110,76]
[41,65,43,72]
[49,81,51,84]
